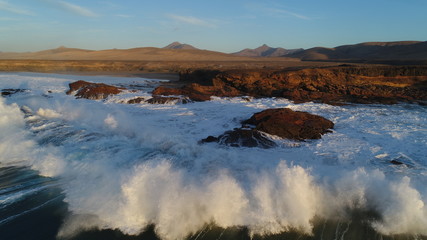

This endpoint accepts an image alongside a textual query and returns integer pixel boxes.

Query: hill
[2,41,426,64]
[163,42,198,50]
[289,41,427,63]
[233,44,303,57]
[0,46,256,62]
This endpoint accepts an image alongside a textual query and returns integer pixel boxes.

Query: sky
[0,0,426,53]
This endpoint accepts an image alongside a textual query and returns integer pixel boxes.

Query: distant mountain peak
[233,44,303,57]
[168,41,181,46]
[255,44,271,51]
[163,42,198,50]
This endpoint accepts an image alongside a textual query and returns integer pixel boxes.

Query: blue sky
[1,0,426,53]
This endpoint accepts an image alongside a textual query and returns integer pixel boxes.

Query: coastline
[2,59,425,105]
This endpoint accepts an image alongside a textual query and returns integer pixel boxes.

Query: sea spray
[1,73,427,240]
[0,98,34,166]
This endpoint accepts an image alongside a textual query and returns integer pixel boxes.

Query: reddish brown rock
[154,66,427,104]
[152,84,238,102]
[200,108,334,148]
[242,108,334,140]
[67,80,122,100]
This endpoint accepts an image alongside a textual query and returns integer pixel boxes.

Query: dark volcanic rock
[242,108,334,141]
[127,97,146,104]
[67,80,122,100]
[201,136,219,143]
[1,89,27,97]
[201,129,277,148]
[146,96,191,104]
[128,96,190,104]
[390,160,404,165]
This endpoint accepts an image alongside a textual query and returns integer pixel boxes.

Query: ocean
[0,72,426,240]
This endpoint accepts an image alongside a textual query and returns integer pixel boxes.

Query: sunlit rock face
[242,108,334,141]
[201,108,334,148]
[154,66,427,104]
[67,80,122,100]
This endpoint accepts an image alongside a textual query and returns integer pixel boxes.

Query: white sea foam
[1,72,427,239]
[0,97,34,165]
[36,108,62,119]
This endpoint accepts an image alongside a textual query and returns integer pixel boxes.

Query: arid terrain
[1,41,426,75]
[0,59,345,75]
[0,42,342,74]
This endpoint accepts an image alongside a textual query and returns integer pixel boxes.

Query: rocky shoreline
[64,79,335,147]
[53,65,426,147]
[154,65,427,105]
[4,65,425,148]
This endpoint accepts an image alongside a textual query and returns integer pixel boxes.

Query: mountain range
[232,44,303,57]
[289,41,427,63]
[0,41,426,64]
[0,45,250,61]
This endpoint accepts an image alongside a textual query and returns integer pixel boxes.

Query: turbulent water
[0,72,426,240]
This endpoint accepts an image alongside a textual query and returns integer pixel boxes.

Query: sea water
[0,72,426,240]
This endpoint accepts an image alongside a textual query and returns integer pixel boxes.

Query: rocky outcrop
[242,108,334,140]
[67,80,122,100]
[153,66,427,104]
[201,108,334,148]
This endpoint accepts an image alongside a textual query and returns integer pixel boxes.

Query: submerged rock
[127,97,146,104]
[201,129,277,148]
[242,108,334,140]
[127,96,191,104]
[1,88,27,97]
[67,80,122,100]
[146,96,191,104]
[390,160,404,165]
